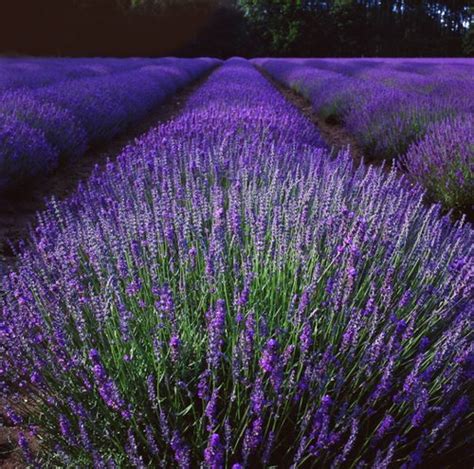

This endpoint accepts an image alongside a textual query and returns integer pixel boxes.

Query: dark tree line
[0,0,471,57]
[238,0,473,56]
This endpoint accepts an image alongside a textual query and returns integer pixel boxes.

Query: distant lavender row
[0,57,178,92]
[255,58,474,211]
[255,58,473,157]
[0,57,219,191]
[277,58,474,80]
[2,58,472,467]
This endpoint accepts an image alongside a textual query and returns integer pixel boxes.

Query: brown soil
[0,71,213,275]
[0,427,20,468]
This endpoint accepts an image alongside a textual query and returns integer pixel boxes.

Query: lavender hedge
[0,58,219,192]
[1,58,473,467]
[0,57,174,92]
[402,115,474,212]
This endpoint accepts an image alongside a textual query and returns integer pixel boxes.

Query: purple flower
[205,388,219,431]
[169,334,181,362]
[240,310,256,370]
[259,338,279,373]
[204,433,224,469]
[259,338,284,392]
[403,115,474,210]
[236,283,250,309]
[89,349,129,418]
[207,299,226,368]
[171,431,191,469]
[126,277,142,296]
[250,377,266,415]
[418,336,430,352]
[376,414,395,440]
[242,417,264,462]
[145,425,160,457]
[321,395,333,408]
[59,414,76,446]
[411,388,430,428]
[18,432,34,466]
[198,370,211,401]
[117,303,132,342]
[147,374,157,405]
[299,319,313,354]
[262,430,276,465]
[332,418,359,466]
[125,429,144,468]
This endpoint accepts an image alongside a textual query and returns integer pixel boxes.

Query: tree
[238,0,305,55]
[237,0,471,56]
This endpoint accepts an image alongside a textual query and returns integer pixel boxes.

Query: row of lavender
[255,58,473,212]
[281,58,474,82]
[0,57,177,92]
[0,57,219,191]
[1,58,472,467]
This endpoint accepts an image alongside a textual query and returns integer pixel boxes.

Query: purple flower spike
[204,433,225,469]
[207,299,227,368]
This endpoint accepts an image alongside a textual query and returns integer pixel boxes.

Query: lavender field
[0,57,473,468]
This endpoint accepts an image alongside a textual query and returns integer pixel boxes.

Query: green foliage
[238,0,471,56]
[238,0,304,54]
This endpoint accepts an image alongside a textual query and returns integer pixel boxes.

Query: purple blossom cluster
[0,58,473,467]
[0,57,219,191]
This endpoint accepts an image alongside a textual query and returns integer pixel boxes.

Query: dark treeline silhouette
[0,0,471,57]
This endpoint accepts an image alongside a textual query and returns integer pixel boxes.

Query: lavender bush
[0,90,88,161]
[402,115,474,211]
[0,115,59,189]
[0,58,219,191]
[344,89,458,159]
[1,58,472,468]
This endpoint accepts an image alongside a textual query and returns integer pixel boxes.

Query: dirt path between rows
[0,71,213,277]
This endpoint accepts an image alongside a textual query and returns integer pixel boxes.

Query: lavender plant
[0,115,59,189]
[0,90,88,161]
[344,89,458,159]
[402,115,474,212]
[1,58,473,468]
